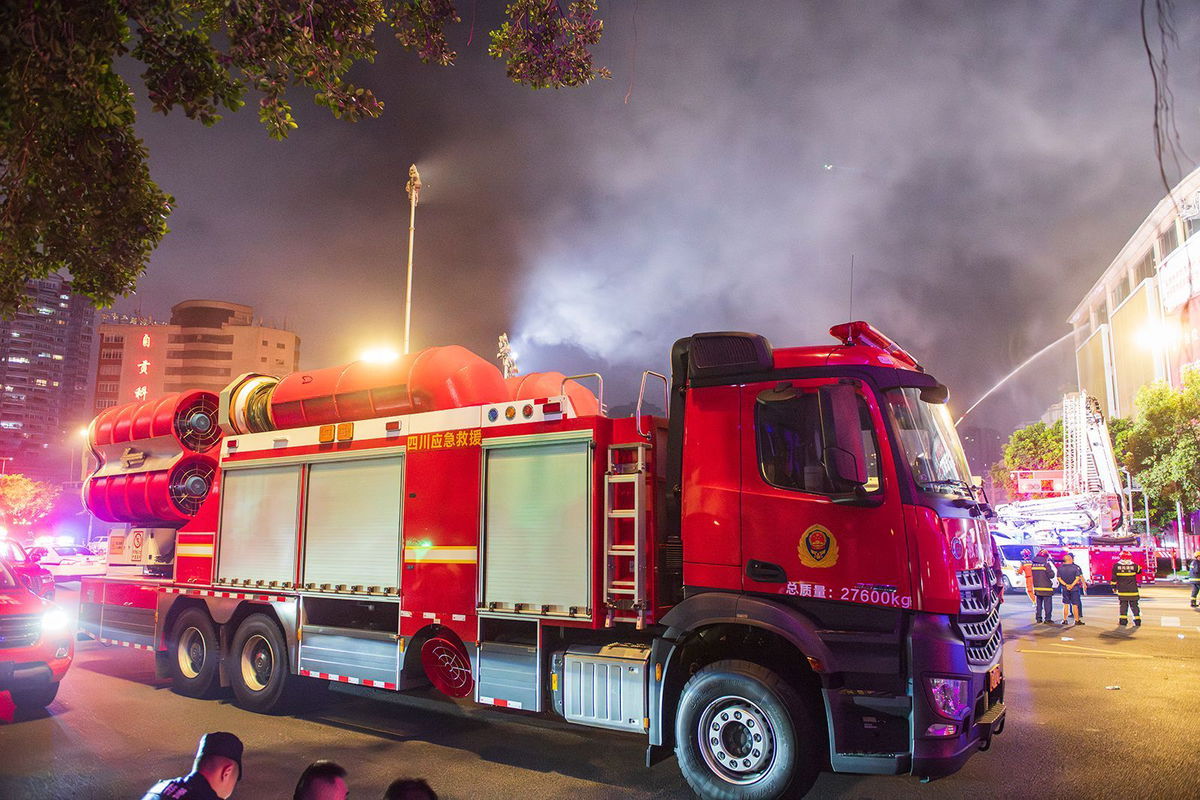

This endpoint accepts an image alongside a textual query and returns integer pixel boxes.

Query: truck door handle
[745,559,788,583]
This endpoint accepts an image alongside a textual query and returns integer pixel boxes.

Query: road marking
[1162,617,1181,627]
[1051,642,1129,656]
[1016,648,1144,659]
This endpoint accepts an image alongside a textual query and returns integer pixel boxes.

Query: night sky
[112,1,1200,435]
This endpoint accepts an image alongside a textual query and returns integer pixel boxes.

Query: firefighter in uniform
[1019,548,1036,604]
[1188,551,1200,608]
[1031,548,1057,624]
[1112,551,1142,627]
[142,732,243,800]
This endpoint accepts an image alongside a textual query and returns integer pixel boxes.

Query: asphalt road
[2,584,1198,799]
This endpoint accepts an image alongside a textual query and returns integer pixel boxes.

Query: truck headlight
[926,676,970,720]
[41,606,71,634]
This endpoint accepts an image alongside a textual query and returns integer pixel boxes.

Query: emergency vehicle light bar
[829,321,921,370]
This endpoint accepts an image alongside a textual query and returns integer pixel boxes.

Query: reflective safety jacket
[1111,558,1141,597]
[1188,559,1200,583]
[1030,555,1056,595]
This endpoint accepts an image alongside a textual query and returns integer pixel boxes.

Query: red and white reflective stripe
[161,586,290,603]
[478,696,524,709]
[100,637,154,651]
[299,668,397,691]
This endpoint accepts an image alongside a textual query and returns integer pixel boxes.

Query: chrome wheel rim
[177,626,206,679]
[240,633,275,692]
[697,694,777,785]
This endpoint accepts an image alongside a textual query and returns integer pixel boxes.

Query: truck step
[607,509,636,519]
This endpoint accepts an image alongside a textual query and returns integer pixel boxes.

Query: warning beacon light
[829,321,922,370]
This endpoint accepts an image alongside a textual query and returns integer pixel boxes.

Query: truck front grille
[0,614,41,650]
[956,569,1002,666]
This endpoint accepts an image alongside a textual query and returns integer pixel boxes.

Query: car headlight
[41,606,72,634]
[926,676,970,720]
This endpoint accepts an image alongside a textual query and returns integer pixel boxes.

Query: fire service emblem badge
[798,525,839,568]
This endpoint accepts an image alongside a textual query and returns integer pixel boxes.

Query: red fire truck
[79,323,1004,799]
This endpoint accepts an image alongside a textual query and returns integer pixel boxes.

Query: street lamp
[68,426,88,485]
[403,164,422,355]
[359,347,400,364]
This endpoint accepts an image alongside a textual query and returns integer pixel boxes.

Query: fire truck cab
[80,323,1004,799]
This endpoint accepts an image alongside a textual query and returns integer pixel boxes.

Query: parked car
[0,557,74,711]
[0,540,55,599]
[997,544,1028,593]
[29,544,106,580]
[86,536,110,558]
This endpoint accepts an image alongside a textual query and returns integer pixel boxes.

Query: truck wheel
[675,659,820,800]
[1001,575,1013,593]
[10,682,59,711]
[169,607,220,698]
[229,614,298,714]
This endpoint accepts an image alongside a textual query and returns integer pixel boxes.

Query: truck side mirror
[818,384,868,488]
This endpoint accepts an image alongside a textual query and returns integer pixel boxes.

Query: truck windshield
[885,387,974,495]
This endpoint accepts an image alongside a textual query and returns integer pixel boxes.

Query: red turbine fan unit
[85,390,224,527]
[174,392,221,453]
[91,389,223,455]
[86,455,219,526]
[168,458,218,517]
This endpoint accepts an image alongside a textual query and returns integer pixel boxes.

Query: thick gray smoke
[124,1,1200,434]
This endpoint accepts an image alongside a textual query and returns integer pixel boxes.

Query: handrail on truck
[636,371,669,439]
[560,373,605,415]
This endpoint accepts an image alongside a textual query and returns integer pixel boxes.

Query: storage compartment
[551,643,649,732]
[298,596,401,687]
[476,617,541,711]
[217,465,301,586]
[303,596,399,632]
[481,439,592,617]
[298,628,400,688]
[302,456,404,594]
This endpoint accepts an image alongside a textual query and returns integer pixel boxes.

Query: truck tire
[169,607,220,698]
[675,659,820,800]
[10,682,59,711]
[229,613,302,714]
[1001,575,1013,593]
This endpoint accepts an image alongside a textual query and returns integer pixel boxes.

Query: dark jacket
[1030,554,1056,595]
[141,773,221,800]
[1111,558,1141,596]
[1188,559,1200,582]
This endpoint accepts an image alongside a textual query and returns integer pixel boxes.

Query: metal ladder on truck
[604,442,649,629]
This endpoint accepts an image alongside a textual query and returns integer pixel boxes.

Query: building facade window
[1110,276,1131,308]
[1158,225,1180,260]
[165,349,234,360]
[1134,250,1156,285]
